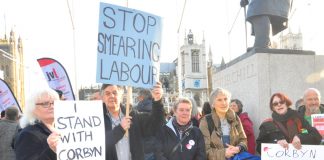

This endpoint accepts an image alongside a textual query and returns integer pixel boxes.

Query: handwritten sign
[96,2,162,88]
[312,114,324,141]
[261,143,324,160]
[54,101,105,160]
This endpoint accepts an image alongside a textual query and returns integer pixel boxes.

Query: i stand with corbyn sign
[53,2,162,160]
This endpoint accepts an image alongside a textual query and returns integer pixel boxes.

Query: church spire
[207,45,213,67]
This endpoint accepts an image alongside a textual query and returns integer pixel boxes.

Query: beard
[308,105,320,114]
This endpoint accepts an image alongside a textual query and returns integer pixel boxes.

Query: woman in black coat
[15,88,59,160]
[256,92,322,154]
[155,97,206,160]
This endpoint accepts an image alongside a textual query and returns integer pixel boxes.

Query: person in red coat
[230,99,256,154]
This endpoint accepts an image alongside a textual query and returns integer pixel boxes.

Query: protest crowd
[1,83,323,160]
[1,1,324,160]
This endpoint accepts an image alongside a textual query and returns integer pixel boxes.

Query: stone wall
[212,48,324,136]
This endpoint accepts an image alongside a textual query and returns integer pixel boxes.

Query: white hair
[20,87,59,128]
[303,88,321,101]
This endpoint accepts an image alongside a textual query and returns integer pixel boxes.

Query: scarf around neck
[172,118,193,135]
[272,108,302,142]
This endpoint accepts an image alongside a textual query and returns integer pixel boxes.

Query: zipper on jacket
[179,132,183,152]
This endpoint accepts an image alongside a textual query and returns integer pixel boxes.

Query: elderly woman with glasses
[199,88,247,160]
[256,92,322,154]
[14,88,60,160]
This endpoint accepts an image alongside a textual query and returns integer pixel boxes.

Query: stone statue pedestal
[213,48,324,135]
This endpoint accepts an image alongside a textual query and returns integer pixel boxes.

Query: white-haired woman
[199,88,247,160]
[14,87,59,160]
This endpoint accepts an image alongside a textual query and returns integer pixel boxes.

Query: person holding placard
[199,88,247,160]
[256,92,322,154]
[102,82,165,160]
[298,88,324,126]
[155,97,206,160]
[14,88,59,160]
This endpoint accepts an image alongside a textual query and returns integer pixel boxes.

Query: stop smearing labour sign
[96,2,162,88]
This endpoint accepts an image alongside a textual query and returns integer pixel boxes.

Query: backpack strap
[205,114,219,148]
[170,127,192,155]
[206,114,215,136]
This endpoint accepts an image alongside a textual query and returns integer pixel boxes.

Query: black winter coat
[155,118,206,160]
[15,122,56,160]
[104,99,165,160]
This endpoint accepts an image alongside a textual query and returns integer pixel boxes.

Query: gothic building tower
[178,30,208,107]
[0,30,25,109]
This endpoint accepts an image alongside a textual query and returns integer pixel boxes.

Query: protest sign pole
[125,86,132,137]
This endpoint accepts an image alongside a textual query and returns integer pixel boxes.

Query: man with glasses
[101,82,165,160]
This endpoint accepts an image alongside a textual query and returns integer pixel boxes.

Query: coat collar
[211,108,237,124]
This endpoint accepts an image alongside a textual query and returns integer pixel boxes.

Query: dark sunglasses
[272,101,285,107]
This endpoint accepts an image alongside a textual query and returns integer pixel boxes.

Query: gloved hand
[240,0,249,7]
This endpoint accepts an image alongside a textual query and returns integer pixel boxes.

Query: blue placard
[96,2,162,88]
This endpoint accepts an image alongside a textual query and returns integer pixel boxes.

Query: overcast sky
[1,0,323,96]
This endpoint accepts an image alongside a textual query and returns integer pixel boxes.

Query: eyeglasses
[104,91,118,97]
[272,101,285,107]
[35,101,54,108]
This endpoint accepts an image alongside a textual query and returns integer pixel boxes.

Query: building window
[191,49,200,72]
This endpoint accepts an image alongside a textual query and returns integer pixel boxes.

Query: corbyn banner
[37,58,75,100]
[0,78,21,112]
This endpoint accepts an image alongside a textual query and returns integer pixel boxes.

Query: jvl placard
[54,101,105,160]
[261,143,324,160]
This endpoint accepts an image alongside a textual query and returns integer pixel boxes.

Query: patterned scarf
[272,108,302,142]
[172,118,193,137]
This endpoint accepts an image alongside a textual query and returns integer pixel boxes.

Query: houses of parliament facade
[0,30,25,109]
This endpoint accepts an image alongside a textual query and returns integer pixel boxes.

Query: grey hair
[100,84,124,95]
[209,87,232,107]
[303,88,321,101]
[173,97,192,112]
[20,87,59,128]
[137,88,152,100]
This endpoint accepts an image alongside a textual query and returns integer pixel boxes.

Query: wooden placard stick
[125,86,132,137]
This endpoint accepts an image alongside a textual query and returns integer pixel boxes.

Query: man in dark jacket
[298,88,324,125]
[240,0,292,48]
[136,88,153,112]
[102,82,165,160]
[135,88,158,160]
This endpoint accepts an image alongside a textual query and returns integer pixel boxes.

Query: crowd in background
[0,84,323,160]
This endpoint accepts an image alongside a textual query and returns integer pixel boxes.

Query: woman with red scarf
[256,92,322,154]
